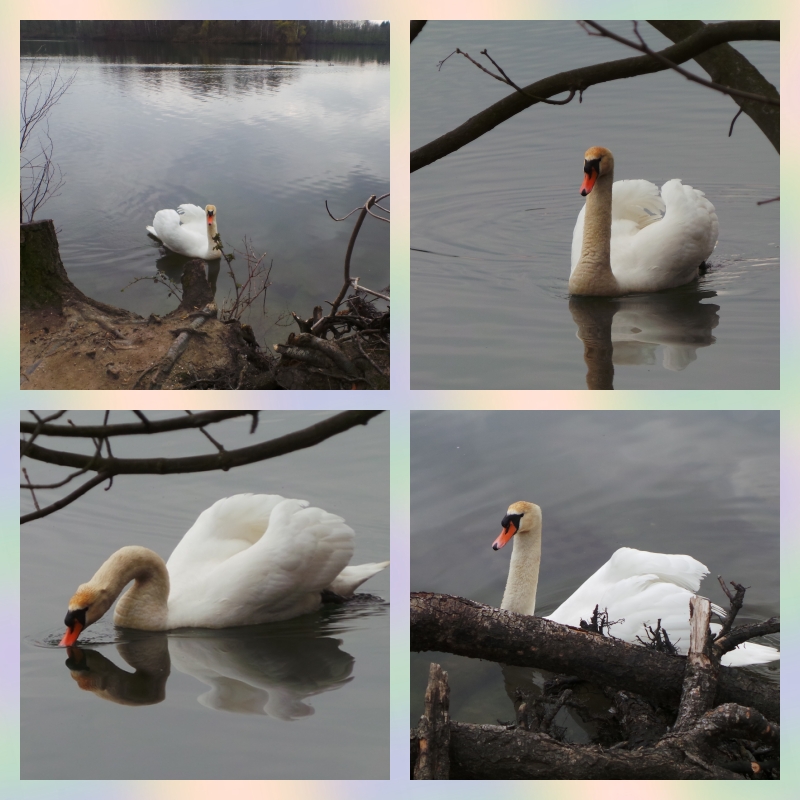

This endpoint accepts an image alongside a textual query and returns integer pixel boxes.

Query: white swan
[59,494,389,645]
[492,502,779,667]
[146,203,222,259]
[570,147,718,296]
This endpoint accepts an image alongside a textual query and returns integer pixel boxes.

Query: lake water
[410,411,780,730]
[411,21,779,389]
[21,40,389,350]
[21,410,389,779]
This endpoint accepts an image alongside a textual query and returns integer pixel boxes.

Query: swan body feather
[60,494,388,644]
[569,148,718,296]
[146,203,222,259]
[493,501,779,667]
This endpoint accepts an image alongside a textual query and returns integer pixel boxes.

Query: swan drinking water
[492,501,779,667]
[146,203,222,259]
[570,147,718,296]
[59,494,389,645]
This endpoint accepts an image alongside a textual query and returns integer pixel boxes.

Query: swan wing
[609,179,665,225]
[546,547,709,629]
[612,180,718,292]
[176,204,207,226]
[147,203,219,258]
[165,494,355,627]
[545,547,778,665]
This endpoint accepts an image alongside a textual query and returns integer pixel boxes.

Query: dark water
[410,411,780,728]
[411,21,779,389]
[21,40,389,349]
[21,411,389,779]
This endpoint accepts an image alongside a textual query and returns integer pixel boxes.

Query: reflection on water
[20,39,388,349]
[61,623,363,719]
[569,290,719,389]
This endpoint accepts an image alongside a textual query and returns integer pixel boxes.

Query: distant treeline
[20,20,390,46]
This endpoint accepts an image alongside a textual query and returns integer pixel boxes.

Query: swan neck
[500,523,542,616]
[91,546,170,630]
[570,170,619,296]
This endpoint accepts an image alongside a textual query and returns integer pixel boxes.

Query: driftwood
[412,663,450,780]
[412,592,779,779]
[411,592,778,721]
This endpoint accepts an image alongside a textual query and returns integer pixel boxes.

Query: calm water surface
[410,411,780,729]
[21,40,389,349]
[411,21,779,389]
[21,411,389,779]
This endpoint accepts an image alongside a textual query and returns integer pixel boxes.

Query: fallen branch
[411,592,779,722]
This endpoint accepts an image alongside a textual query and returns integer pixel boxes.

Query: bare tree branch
[20,56,76,222]
[582,21,779,106]
[412,20,778,172]
[21,410,384,523]
[21,409,254,438]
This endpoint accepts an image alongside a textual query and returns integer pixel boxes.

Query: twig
[350,278,390,301]
[21,467,40,511]
[441,48,576,105]
[353,332,387,377]
[582,20,779,107]
[186,411,227,452]
[728,107,744,137]
[313,194,377,331]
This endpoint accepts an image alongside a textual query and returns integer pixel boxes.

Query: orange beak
[492,518,518,550]
[580,166,598,196]
[59,621,84,647]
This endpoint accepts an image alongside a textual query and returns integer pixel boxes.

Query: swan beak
[59,621,83,647]
[59,607,86,646]
[492,519,518,551]
[207,212,214,226]
[580,166,598,196]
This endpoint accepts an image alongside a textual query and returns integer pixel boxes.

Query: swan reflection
[63,627,357,719]
[569,290,719,389]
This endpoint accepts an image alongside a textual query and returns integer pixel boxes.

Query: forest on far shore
[21,19,390,46]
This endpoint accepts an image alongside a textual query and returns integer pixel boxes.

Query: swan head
[492,501,542,550]
[59,584,115,646]
[205,204,217,230]
[58,545,169,646]
[580,146,614,196]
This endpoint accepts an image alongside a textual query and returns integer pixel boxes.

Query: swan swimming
[146,203,222,259]
[492,501,779,667]
[59,494,389,645]
[570,147,718,296]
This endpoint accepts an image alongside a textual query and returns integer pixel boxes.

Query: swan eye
[64,607,87,630]
[501,512,523,530]
[584,157,601,176]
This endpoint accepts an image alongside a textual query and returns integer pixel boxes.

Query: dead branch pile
[411,590,779,779]
[273,193,390,389]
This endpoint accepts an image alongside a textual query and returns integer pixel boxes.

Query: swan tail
[327,561,389,596]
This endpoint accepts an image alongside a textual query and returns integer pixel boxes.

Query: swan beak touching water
[60,609,85,646]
